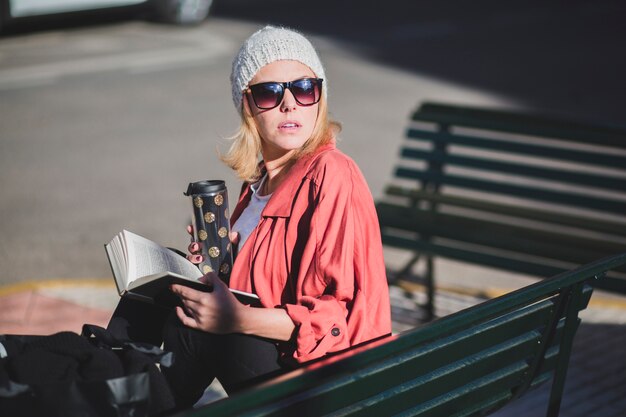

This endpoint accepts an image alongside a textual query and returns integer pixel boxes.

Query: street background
[1,0,625,286]
[1,1,626,415]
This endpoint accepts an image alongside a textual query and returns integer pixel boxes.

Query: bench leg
[393,253,436,322]
[425,256,435,321]
[546,282,584,417]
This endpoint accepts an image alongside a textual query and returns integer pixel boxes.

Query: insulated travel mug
[184,180,232,284]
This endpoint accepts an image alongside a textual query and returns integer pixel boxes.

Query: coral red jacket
[229,143,392,364]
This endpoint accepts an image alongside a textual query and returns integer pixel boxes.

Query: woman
[111,25,391,409]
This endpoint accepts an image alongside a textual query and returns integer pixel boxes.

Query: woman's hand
[171,273,244,334]
[171,272,297,341]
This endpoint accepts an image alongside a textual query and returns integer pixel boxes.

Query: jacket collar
[261,142,335,218]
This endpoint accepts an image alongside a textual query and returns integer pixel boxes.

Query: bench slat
[384,186,626,237]
[396,363,540,417]
[447,391,513,417]
[379,234,626,293]
[397,343,563,417]
[390,343,561,417]
[342,348,534,416]
[411,103,626,148]
[405,128,626,170]
[394,168,626,215]
[377,203,623,261]
[399,148,626,192]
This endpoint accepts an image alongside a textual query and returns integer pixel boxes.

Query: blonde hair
[221,93,341,183]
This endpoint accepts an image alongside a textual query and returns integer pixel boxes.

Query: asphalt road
[1,1,625,285]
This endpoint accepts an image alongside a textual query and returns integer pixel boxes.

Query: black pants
[107,298,287,408]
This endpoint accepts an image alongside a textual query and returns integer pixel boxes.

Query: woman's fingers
[170,283,207,303]
[187,240,203,264]
[187,254,203,264]
[178,301,196,317]
[185,222,202,262]
[175,306,199,329]
[186,228,203,263]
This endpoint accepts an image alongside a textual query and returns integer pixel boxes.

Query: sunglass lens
[292,79,320,105]
[249,79,322,110]
[251,83,282,109]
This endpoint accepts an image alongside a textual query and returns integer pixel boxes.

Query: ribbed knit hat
[230,25,326,113]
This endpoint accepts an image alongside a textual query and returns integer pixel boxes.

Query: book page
[122,230,202,285]
[105,236,128,295]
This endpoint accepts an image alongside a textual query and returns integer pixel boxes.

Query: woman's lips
[278,121,301,130]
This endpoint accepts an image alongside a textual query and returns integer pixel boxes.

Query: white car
[0,0,215,30]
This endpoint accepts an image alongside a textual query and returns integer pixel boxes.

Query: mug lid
[184,180,226,196]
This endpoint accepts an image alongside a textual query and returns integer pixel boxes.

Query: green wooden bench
[376,102,626,319]
[177,253,626,417]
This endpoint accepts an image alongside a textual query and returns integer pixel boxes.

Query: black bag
[0,324,175,417]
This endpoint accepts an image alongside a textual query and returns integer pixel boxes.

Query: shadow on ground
[3,1,624,126]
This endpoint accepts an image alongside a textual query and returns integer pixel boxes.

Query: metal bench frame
[377,102,626,319]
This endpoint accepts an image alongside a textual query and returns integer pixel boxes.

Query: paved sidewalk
[0,279,118,335]
[1,278,625,416]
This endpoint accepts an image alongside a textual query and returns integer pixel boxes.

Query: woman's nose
[280,88,297,112]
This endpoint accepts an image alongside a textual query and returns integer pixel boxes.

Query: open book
[105,230,259,307]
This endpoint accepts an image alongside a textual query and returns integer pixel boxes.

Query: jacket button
[331,327,341,337]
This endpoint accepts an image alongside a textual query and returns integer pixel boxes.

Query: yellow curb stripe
[0,278,115,297]
[587,297,626,310]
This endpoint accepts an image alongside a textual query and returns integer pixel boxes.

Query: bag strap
[81,324,173,367]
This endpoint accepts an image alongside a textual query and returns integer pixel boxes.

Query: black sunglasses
[247,78,323,110]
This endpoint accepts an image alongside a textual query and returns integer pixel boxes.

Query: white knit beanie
[230,25,327,113]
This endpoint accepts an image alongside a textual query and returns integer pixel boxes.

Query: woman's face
[245,60,319,162]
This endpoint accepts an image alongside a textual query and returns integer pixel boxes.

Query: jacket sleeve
[283,158,391,363]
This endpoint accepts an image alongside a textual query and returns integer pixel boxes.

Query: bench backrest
[378,102,626,293]
[178,253,626,417]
